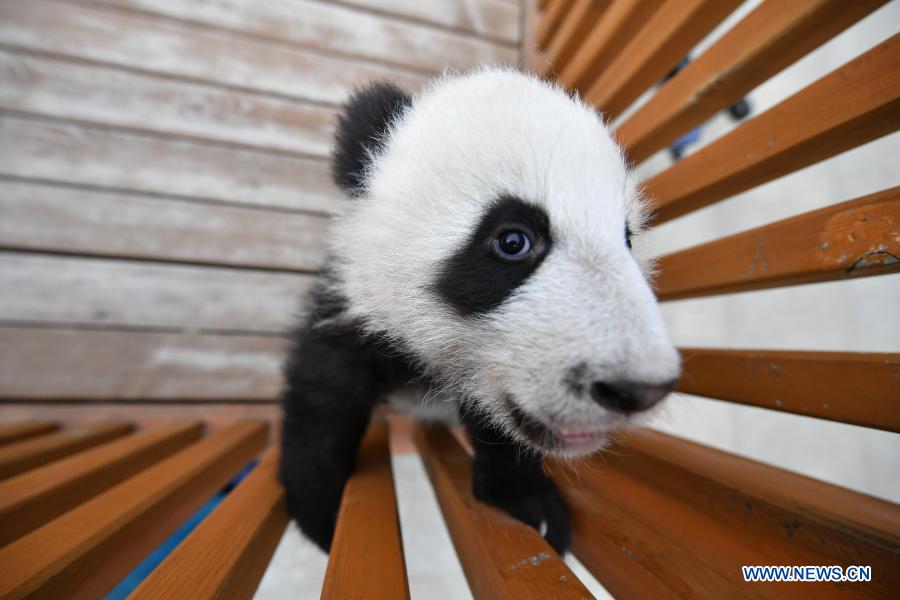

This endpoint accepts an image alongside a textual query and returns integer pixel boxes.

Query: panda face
[330,68,680,458]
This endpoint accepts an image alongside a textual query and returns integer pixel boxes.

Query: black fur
[436,195,553,316]
[331,82,412,196]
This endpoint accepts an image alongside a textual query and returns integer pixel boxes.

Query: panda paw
[472,471,571,555]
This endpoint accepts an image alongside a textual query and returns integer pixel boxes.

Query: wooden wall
[0,0,523,419]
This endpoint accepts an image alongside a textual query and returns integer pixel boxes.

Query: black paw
[472,471,571,554]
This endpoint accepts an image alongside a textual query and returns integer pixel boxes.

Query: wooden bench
[1,0,898,597]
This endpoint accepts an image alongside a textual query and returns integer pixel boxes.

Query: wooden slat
[129,446,287,600]
[0,253,313,333]
[0,421,203,546]
[540,0,612,76]
[322,420,409,599]
[554,429,900,598]
[643,34,900,224]
[536,0,574,48]
[0,1,426,106]
[0,115,341,215]
[0,420,267,600]
[617,0,889,163]
[655,187,900,300]
[413,424,592,599]
[0,421,58,447]
[677,348,900,432]
[582,0,741,119]
[557,0,665,91]
[0,421,133,480]
[89,0,518,74]
[338,0,521,45]
[0,49,336,158]
[0,180,330,272]
[0,328,286,401]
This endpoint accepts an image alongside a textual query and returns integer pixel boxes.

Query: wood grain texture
[643,34,900,224]
[414,424,592,599]
[337,0,521,45]
[129,445,287,600]
[617,0,888,163]
[655,187,900,300]
[0,420,267,600]
[0,421,202,546]
[554,429,900,599]
[0,421,133,480]
[536,0,574,47]
[540,0,611,77]
[0,115,342,215]
[0,253,314,333]
[677,348,900,432]
[85,0,518,74]
[322,420,409,599]
[557,0,664,91]
[0,0,426,106]
[0,422,58,447]
[0,328,286,400]
[0,49,337,157]
[0,181,330,272]
[582,0,741,119]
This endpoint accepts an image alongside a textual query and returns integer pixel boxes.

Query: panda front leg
[462,411,571,554]
[278,326,380,552]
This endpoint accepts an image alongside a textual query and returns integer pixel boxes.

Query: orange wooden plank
[554,429,900,598]
[540,0,612,77]
[557,0,665,90]
[583,0,741,119]
[129,446,286,600]
[0,421,58,447]
[0,421,203,546]
[322,420,409,599]
[642,34,900,224]
[0,420,267,600]
[617,0,888,163]
[676,348,900,432]
[536,0,575,48]
[655,187,900,300]
[414,424,592,599]
[0,421,133,480]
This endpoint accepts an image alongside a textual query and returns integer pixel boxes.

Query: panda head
[329,67,680,459]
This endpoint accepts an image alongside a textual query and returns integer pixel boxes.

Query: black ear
[331,82,412,196]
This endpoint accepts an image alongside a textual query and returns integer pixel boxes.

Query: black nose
[591,380,676,414]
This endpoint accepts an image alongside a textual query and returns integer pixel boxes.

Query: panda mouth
[504,398,608,455]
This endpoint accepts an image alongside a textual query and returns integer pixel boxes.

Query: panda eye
[493,229,532,261]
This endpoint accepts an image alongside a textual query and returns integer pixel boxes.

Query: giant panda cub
[279,67,681,554]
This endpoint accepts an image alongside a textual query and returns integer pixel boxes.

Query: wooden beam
[0,420,267,600]
[536,0,574,48]
[676,348,900,432]
[540,0,612,77]
[0,422,58,447]
[0,421,202,546]
[583,0,741,119]
[129,446,287,600]
[617,0,888,163]
[322,420,409,599]
[642,34,900,224]
[413,424,592,599]
[0,421,133,480]
[655,187,900,300]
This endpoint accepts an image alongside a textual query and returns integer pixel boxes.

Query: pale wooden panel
[0,49,336,157]
[338,0,521,45]
[0,253,313,333]
[90,0,518,74]
[0,180,330,272]
[0,328,286,400]
[0,1,426,106]
[0,115,341,214]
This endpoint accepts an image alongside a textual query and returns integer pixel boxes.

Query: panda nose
[590,380,676,414]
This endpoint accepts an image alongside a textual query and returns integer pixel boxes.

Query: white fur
[331,68,680,457]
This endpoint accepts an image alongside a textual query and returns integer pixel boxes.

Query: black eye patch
[435,195,552,316]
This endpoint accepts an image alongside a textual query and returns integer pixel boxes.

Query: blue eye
[494,229,532,260]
